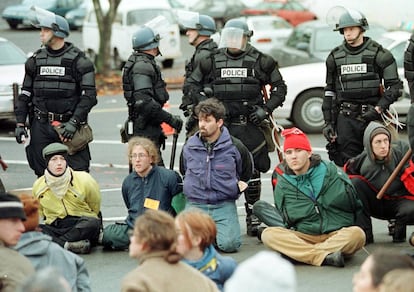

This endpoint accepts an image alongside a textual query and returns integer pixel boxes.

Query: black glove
[249,106,267,125]
[61,119,78,140]
[168,115,183,133]
[185,115,197,133]
[15,125,28,144]
[361,106,380,122]
[322,123,335,142]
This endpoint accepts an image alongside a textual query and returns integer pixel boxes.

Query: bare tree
[91,0,122,75]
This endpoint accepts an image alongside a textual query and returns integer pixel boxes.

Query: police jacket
[121,165,181,228]
[122,52,171,125]
[187,44,287,118]
[15,42,97,124]
[32,168,101,224]
[183,38,218,106]
[325,37,402,108]
[272,155,362,235]
[182,127,253,204]
[404,33,414,83]
[344,122,413,199]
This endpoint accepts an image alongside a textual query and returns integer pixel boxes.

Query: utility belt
[34,107,72,123]
[338,102,371,118]
[229,114,249,125]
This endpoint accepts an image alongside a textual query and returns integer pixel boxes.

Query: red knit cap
[18,194,39,232]
[282,127,312,152]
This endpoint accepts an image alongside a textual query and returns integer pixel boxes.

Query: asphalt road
[1,8,414,292]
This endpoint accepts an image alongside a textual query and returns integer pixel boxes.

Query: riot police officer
[14,8,97,177]
[179,13,218,137]
[404,32,414,152]
[323,7,403,166]
[122,25,183,165]
[186,18,287,236]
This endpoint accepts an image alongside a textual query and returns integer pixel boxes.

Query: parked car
[211,15,293,54]
[0,38,27,121]
[241,0,317,26]
[65,0,90,30]
[190,0,247,28]
[273,31,411,133]
[2,0,83,29]
[82,0,181,69]
[270,20,388,67]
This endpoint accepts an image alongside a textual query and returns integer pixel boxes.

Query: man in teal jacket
[253,127,365,267]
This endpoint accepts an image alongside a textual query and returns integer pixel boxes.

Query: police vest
[185,39,217,79]
[122,53,168,105]
[212,48,262,107]
[333,40,382,103]
[33,46,81,112]
[404,34,414,82]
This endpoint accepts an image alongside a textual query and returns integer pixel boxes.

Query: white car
[0,37,26,121]
[211,15,293,55]
[274,31,411,133]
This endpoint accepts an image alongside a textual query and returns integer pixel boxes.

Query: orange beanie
[18,194,40,232]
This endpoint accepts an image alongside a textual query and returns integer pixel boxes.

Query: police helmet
[40,14,70,38]
[334,9,369,34]
[132,26,160,51]
[188,15,216,36]
[223,18,253,38]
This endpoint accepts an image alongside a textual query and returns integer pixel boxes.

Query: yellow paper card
[144,198,160,210]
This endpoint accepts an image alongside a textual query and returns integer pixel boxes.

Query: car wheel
[162,59,174,68]
[291,89,324,133]
[7,20,18,29]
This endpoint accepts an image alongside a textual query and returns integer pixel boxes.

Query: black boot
[393,223,406,243]
[245,202,261,237]
[388,219,396,236]
[322,251,345,267]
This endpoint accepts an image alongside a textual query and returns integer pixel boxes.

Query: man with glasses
[102,137,182,250]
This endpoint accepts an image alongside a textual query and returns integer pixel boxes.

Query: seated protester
[345,122,414,244]
[180,98,253,253]
[121,209,219,292]
[175,209,237,291]
[0,192,35,292]
[353,249,414,292]
[14,194,92,292]
[33,143,101,254]
[256,127,365,267]
[102,137,182,250]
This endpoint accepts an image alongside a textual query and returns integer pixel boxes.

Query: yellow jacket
[32,169,101,224]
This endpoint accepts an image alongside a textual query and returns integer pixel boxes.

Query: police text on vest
[341,64,367,75]
[221,68,248,78]
[40,66,65,76]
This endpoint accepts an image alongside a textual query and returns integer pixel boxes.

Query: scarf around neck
[45,167,72,198]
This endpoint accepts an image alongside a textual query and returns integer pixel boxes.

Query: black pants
[40,215,101,247]
[351,177,414,239]
[27,119,91,177]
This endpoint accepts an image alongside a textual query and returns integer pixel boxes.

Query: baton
[169,131,179,170]
[377,148,412,199]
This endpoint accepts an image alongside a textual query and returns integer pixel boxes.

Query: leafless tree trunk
[92,0,122,75]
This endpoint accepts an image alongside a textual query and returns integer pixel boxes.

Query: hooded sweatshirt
[345,122,410,197]
[14,231,91,292]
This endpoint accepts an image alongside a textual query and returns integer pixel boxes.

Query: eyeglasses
[129,153,149,160]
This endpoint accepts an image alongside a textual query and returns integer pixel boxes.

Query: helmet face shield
[29,6,56,29]
[219,27,247,51]
[144,15,169,40]
[176,10,200,30]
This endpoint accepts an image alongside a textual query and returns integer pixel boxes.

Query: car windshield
[126,9,175,26]
[22,0,57,8]
[0,41,27,65]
